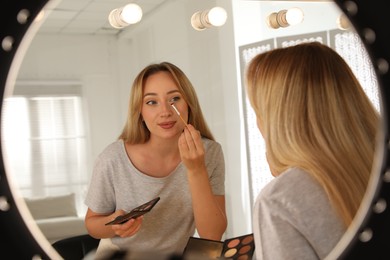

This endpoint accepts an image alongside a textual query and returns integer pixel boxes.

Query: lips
[158,121,176,129]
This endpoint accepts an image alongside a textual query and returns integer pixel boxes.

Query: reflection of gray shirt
[253,168,345,260]
[84,138,225,255]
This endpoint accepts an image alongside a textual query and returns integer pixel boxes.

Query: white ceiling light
[337,14,351,30]
[267,7,304,29]
[108,3,143,29]
[191,7,227,31]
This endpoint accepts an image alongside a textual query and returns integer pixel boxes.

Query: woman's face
[141,71,188,140]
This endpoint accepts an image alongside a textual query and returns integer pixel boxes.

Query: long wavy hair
[245,42,379,227]
[119,61,214,143]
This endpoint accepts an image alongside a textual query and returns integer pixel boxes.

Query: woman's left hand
[178,124,206,172]
[111,215,144,238]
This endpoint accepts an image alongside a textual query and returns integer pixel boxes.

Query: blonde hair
[245,42,379,227]
[119,62,214,143]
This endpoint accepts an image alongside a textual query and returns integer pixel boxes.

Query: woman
[84,62,227,257]
[245,42,379,259]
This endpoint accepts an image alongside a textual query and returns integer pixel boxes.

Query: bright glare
[121,3,143,24]
[34,10,45,23]
[208,7,227,27]
[286,7,304,26]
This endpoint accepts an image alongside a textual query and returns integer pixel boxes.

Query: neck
[146,135,180,156]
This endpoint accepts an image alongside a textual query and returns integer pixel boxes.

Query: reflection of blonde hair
[119,62,214,143]
[245,42,379,227]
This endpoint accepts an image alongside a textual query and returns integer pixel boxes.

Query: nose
[160,101,173,116]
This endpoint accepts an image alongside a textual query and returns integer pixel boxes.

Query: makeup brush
[170,103,187,126]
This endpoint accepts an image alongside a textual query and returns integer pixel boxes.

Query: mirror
[0,0,389,259]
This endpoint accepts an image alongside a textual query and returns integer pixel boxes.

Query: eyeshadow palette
[183,233,255,260]
[105,197,160,225]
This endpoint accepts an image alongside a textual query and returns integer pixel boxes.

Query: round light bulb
[121,3,143,25]
[208,7,227,27]
[285,7,304,26]
[337,14,351,30]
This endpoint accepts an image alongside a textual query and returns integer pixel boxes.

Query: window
[1,82,88,215]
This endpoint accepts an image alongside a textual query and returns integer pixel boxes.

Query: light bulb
[108,3,142,29]
[121,3,143,24]
[191,6,227,31]
[267,8,304,29]
[208,7,227,27]
[285,7,304,26]
[337,14,351,30]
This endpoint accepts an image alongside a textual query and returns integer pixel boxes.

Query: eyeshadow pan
[237,255,249,260]
[239,245,251,254]
[227,238,240,248]
[224,248,237,258]
[241,235,254,245]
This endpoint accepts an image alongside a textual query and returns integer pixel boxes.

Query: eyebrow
[143,89,180,98]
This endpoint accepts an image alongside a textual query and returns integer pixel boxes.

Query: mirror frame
[0,0,389,258]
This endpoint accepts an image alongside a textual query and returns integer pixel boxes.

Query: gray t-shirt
[253,168,346,260]
[84,138,225,255]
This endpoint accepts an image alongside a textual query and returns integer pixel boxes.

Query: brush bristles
[171,103,180,115]
[171,103,187,126]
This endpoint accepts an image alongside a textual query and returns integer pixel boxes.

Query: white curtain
[2,83,88,216]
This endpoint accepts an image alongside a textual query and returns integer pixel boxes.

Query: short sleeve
[204,139,225,195]
[84,145,117,214]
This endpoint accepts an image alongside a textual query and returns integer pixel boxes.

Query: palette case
[182,233,255,260]
[105,197,160,225]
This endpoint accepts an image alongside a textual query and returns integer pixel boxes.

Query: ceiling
[37,0,332,36]
[38,0,169,35]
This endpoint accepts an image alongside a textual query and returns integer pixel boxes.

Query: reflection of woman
[84,62,227,257]
[245,42,379,259]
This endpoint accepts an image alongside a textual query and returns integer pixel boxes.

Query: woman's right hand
[178,124,206,173]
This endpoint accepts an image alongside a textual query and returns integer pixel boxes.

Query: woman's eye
[146,100,157,105]
[169,96,181,103]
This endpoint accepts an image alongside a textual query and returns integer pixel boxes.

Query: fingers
[179,124,202,152]
[178,124,206,172]
[182,127,195,151]
[112,216,144,237]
